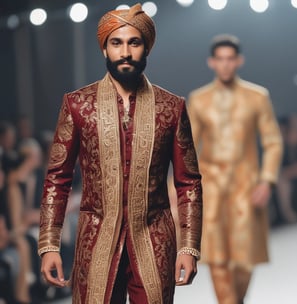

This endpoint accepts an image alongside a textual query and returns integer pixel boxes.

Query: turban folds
[97,3,156,54]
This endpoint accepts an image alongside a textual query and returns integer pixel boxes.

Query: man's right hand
[41,252,67,288]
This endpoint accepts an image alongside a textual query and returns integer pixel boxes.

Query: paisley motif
[48,143,67,169]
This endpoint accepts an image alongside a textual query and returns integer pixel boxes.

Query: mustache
[113,57,143,68]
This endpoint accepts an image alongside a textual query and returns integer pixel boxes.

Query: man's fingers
[56,261,65,284]
[175,255,199,285]
[42,269,64,287]
[175,267,189,285]
[188,268,198,284]
[181,267,193,285]
[176,263,197,285]
[41,255,66,288]
[175,262,182,283]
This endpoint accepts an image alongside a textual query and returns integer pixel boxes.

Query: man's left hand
[252,181,271,208]
[175,254,197,286]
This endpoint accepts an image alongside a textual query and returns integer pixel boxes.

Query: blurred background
[0,0,297,303]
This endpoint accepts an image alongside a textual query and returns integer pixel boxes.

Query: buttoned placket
[117,94,136,228]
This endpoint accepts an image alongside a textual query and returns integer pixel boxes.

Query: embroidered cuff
[38,246,60,257]
[177,247,201,260]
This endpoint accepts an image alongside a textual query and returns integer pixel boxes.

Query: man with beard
[38,3,203,303]
[188,34,283,304]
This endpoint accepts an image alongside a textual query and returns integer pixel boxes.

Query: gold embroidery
[72,212,100,302]
[128,76,163,304]
[122,104,130,130]
[184,148,199,174]
[38,246,60,256]
[48,143,67,169]
[86,75,123,303]
[45,186,57,203]
[176,104,199,174]
[86,74,162,303]
[38,226,62,255]
[70,82,103,215]
[211,89,243,162]
[148,210,176,303]
[57,100,74,142]
[186,189,196,202]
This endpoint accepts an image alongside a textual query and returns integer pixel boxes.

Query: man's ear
[238,54,245,68]
[207,57,215,70]
[103,48,107,58]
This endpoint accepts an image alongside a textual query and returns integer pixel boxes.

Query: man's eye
[111,41,120,46]
[130,40,142,46]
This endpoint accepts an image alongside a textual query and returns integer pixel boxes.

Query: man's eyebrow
[129,36,143,40]
[109,37,122,41]
[109,36,143,41]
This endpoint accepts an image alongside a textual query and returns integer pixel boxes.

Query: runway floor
[51,223,297,304]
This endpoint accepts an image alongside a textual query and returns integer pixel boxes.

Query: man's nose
[121,44,131,59]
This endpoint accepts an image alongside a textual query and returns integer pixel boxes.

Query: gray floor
[51,223,297,304]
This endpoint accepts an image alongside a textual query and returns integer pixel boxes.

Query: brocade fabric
[38,74,202,303]
[188,78,283,267]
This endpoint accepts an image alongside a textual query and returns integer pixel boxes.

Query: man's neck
[216,76,238,89]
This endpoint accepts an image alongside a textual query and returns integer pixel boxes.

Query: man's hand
[175,254,197,286]
[41,252,67,288]
[252,181,271,208]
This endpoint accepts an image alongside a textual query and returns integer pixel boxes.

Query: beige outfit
[188,78,283,267]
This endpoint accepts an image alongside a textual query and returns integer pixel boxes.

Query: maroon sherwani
[38,74,203,303]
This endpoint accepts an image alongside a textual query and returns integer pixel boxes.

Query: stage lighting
[250,0,269,13]
[208,0,228,10]
[7,15,20,29]
[30,8,47,26]
[143,2,158,17]
[116,4,130,10]
[176,0,195,8]
[69,3,88,23]
[291,0,297,9]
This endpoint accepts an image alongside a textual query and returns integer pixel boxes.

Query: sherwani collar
[213,76,241,91]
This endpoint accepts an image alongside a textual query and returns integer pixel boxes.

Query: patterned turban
[97,3,156,54]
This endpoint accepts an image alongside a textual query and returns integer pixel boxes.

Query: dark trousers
[110,244,148,304]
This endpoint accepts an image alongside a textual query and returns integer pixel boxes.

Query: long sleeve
[187,93,203,153]
[257,93,283,183]
[172,100,203,254]
[38,94,79,256]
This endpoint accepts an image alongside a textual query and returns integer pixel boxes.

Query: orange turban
[97,3,156,54]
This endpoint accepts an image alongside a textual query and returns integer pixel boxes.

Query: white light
[250,0,269,13]
[208,0,228,10]
[30,8,47,26]
[116,4,130,10]
[69,3,88,23]
[291,0,297,9]
[176,0,195,8]
[142,2,158,17]
[7,15,20,29]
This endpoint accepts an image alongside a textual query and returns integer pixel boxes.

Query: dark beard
[106,54,147,88]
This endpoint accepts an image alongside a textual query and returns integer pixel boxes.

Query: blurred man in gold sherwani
[188,35,283,304]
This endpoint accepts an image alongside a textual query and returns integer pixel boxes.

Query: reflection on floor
[50,223,297,304]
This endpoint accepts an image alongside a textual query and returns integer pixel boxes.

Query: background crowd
[0,111,296,303]
[0,116,81,303]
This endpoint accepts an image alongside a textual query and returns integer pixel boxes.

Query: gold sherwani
[38,74,202,303]
[188,78,282,267]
